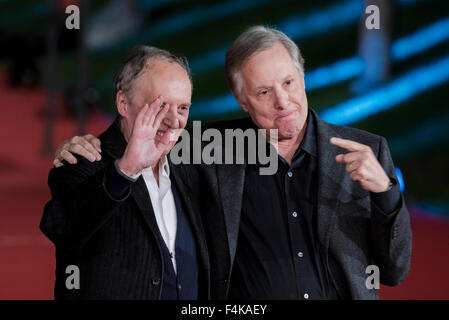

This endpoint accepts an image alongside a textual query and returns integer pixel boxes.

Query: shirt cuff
[104,160,139,200]
[371,177,401,215]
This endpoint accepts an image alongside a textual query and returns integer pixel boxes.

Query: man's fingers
[60,149,78,164]
[335,151,363,164]
[69,144,96,162]
[53,158,63,167]
[350,171,363,182]
[136,103,150,126]
[153,103,170,129]
[85,134,102,153]
[346,160,359,173]
[143,96,164,125]
[78,138,102,161]
[330,137,368,152]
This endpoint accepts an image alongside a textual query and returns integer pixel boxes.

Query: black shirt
[228,114,329,300]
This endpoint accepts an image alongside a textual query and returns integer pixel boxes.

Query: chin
[275,120,301,139]
[278,129,300,140]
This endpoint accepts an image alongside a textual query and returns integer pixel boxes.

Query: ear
[116,90,129,117]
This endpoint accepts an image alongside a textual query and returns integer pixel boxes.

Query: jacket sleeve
[370,136,412,286]
[40,156,132,249]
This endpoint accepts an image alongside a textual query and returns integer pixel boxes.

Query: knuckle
[71,143,81,153]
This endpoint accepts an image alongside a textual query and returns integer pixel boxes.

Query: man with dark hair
[41,46,210,300]
[50,26,411,300]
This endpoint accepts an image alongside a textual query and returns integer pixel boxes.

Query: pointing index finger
[330,137,367,152]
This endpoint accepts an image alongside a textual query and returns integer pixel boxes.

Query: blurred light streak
[392,16,449,61]
[319,54,449,125]
[191,16,449,119]
[395,167,405,192]
[190,0,423,73]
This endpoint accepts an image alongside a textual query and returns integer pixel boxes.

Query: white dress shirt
[122,156,178,273]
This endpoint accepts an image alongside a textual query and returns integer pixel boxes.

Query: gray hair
[114,45,192,103]
[225,25,305,99]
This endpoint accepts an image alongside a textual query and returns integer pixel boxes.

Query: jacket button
[152,278,160,286]
[222,279,228,285]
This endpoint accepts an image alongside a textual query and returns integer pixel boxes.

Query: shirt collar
[297,111,317,158]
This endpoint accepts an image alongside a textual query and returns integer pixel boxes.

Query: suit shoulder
[323,121,384,147]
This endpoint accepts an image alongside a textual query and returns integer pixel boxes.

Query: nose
[273,86,289,110]
[163,104,179,128]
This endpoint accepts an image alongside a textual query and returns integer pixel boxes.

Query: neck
[274,124,307,165]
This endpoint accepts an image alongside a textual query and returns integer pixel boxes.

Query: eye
[285,79,293,85]
[179,105,189,111]
[258,90,268,96]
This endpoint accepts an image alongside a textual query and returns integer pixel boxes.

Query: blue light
[395,167,405,193]
[319,55,449,125]
[280,0,362,40]
[190,94,240,119]
[305,57,364,90]
[190,0,363,73]
[190,0,423,74]
[191,54,449,119]
[392,17,449,61]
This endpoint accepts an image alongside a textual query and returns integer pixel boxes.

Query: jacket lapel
[130,177,164,246]
[313,111,346,254]
[216,164,246,266]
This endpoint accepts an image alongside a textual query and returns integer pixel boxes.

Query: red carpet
[0,81,448,300]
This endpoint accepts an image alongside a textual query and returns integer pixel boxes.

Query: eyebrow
[283,74,295,81]
[253,74,296,91]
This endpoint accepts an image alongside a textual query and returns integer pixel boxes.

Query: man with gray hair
[52,26,411,300]
[41,46,210,299]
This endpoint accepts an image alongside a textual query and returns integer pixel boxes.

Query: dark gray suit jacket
[191,109,411,300]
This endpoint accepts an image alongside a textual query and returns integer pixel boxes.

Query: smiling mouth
[157,129,179,140]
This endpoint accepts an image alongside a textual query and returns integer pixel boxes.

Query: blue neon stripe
[191,13,449,119]
[280,0,362,40]
[190,0,423,74]
[395,167,405,192]
[392,17,449,61]
[305,57,364,90]
[319,55,449,125]
[192,54,449,119]
[190,0,363,73]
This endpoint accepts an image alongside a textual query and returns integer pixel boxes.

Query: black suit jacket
[193,109,412,300]
[40,119,210,299]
